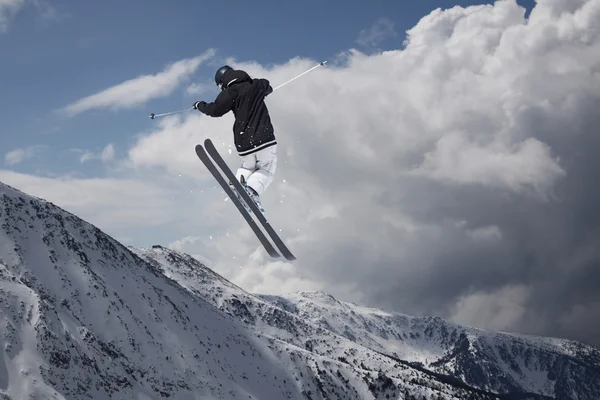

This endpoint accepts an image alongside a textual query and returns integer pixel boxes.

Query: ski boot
[240,176,265,213]
[229,177,264,214]
[228,178,251,214]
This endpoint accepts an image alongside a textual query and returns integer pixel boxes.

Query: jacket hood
[222,69,252,88]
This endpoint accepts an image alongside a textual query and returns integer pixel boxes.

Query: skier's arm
[256,78,273,97]
[194,90,233,117]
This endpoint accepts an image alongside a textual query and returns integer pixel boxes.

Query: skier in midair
[193,66,276,212]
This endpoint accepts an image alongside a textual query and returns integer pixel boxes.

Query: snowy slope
[0,182,321,400]
[258,292,600,400]
[133,246,495,400]
[1,181,490,400]
[1,179,599,400]
[133,246,600,400]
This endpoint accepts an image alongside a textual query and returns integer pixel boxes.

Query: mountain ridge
[1,180,599,399]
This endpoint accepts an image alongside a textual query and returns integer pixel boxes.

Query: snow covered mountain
[1,180,599,400]
[133,246,600,400]
[258,293,600,399]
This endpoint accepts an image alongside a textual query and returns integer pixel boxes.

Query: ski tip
[194,144,206,157]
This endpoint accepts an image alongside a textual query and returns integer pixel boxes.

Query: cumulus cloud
[411,135,566,198]
[143,0,596,347]
[126,112,232,176]
[451,285,531,331]
[186,82,213,96]
[0,170,185,246]
[61,50,215,116]
[357,18,397,47]
[4,0,600,348]
[169,236,202,253]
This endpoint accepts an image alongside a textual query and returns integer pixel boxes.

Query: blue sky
[2,0,533,178]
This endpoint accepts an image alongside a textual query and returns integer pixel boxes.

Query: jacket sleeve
[197,90,234,117]
[256,78,273,97]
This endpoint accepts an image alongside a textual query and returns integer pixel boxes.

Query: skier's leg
[227,153,257,213]
[236,153,257,183]
[246,145,277,196]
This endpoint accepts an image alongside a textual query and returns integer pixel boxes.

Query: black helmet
[215,65,233,90]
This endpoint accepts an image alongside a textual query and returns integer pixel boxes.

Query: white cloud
[186,82,213,96]
[233,259,327,296]
[450,285,531,331]
[4,145,45,166]
[126,0,585,269]
[0,170,181,244]
[169,236,202,252]
[61,49,216,116]
[5,149,27,166]
[73,144,116,163]
[357,18,397,47]
[79,151,94,163]
[167,236,215,267]
[0,0,66,32]
[0,0,25,32]
[410,134,566,197]
[100,143,115,162]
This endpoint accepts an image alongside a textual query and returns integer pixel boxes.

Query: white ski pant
[236,145,277,196]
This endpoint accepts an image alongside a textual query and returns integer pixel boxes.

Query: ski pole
[273,61,327,91]
[149,61,327,119]
[149,106,195,120]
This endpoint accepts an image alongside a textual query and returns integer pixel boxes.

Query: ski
[195,144,281,259]
[203,139,297,261]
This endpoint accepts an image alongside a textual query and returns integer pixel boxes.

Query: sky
[3,0,600,349]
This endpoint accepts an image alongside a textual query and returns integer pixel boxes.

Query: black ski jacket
[196,69,275,156]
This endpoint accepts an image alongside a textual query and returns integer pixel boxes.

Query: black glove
[193,101,206,110]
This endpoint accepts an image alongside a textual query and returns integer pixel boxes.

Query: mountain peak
[2,180,599,399]
[295,290,340,303]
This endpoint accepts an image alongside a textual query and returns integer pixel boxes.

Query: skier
[193,65,276,212]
